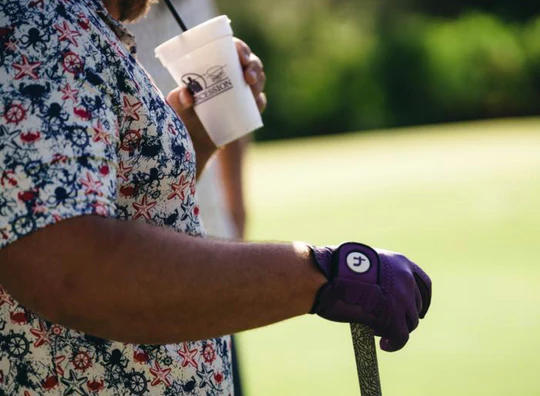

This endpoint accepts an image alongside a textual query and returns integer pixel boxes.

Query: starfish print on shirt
[80,172,104,195]
[5,41,17,52]
[13,55,41,80]
[180,196,196,222]
[60,370,88,396]
[54,21,82,47]
[132,195,157,220]
[123,96,143,122]
[196,364,217,390]
[29,321,50,347]
[167,173,190,201]
[61,83,79,102]
[177,343,199,369]
[0,286,14,308]
[55,356,66,377]
[117,161,133,182]
[149,361,172,388]
[92,121,112,144]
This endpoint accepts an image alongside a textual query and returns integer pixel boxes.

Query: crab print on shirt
[0,0,233,394]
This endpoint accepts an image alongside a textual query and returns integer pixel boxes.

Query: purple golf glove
[310,242,432,352]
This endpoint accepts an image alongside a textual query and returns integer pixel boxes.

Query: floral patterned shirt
[0,0,233,394]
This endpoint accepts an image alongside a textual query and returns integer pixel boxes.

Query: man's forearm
[0,216,325,344]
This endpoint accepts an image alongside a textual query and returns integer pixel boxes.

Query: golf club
[350,323,382,396]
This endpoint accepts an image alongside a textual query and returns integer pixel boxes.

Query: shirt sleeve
[0,6,120,249]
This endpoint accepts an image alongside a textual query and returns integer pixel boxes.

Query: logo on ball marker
[346,251,370,274]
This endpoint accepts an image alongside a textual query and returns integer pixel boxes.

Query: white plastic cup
[155,16,263,147]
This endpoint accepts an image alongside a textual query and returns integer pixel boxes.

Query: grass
[237,118,540,395]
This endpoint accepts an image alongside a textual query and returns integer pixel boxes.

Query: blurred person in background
[130,1,250,394]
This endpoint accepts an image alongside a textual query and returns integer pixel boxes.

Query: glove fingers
[406,310,419,333]
[319,300,377,326]
[413,267,432,318]
[380,325,409,352]
[414,287,423,314]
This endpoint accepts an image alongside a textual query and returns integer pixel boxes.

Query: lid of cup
[155,15,233,63]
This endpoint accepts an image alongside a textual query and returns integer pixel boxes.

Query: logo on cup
[182,65,233,106]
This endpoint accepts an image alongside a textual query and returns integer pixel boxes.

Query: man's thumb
[166,86,194,117]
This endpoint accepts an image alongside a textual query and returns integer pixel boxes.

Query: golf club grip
[350,323,382,396]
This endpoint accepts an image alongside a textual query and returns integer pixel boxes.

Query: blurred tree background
[219,0,540,141]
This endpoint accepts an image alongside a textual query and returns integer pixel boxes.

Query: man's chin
[118,0,157,23]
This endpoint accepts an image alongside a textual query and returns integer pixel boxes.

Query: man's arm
[0,215,325,345]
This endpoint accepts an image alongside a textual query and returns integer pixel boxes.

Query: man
[0,1,432,395]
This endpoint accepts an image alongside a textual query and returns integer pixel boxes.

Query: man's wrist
[293,242,328,315]
[192,134,218,177]
[192,132,217,156]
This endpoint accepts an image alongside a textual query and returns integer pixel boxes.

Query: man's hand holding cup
[157,16,266,156]
[166,38,266,152]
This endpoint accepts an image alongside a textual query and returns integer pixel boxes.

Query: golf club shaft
[350,324,382,396]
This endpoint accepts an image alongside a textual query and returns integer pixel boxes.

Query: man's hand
[166,38,266,175]
[310,243,432,352]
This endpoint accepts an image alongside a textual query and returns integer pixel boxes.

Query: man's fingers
[233,38,266,113]
[244,55,264,82]
[256,92,267,113]
[246,68,266,95]
[235,38,252,68]
[243,56,266,113]
[166,87,183,110]
[166,86,194,115]
[235,38,265,90]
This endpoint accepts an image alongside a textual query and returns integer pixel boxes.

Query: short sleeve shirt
[0,0,233,394]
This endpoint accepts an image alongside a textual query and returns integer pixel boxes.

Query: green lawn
[237,118,540,396]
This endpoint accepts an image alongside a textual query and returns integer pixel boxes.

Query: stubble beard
[106,0,158,23]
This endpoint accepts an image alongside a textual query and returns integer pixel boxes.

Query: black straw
[163,0,188,32]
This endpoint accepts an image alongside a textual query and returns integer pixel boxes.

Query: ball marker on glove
[346,251,371,274]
